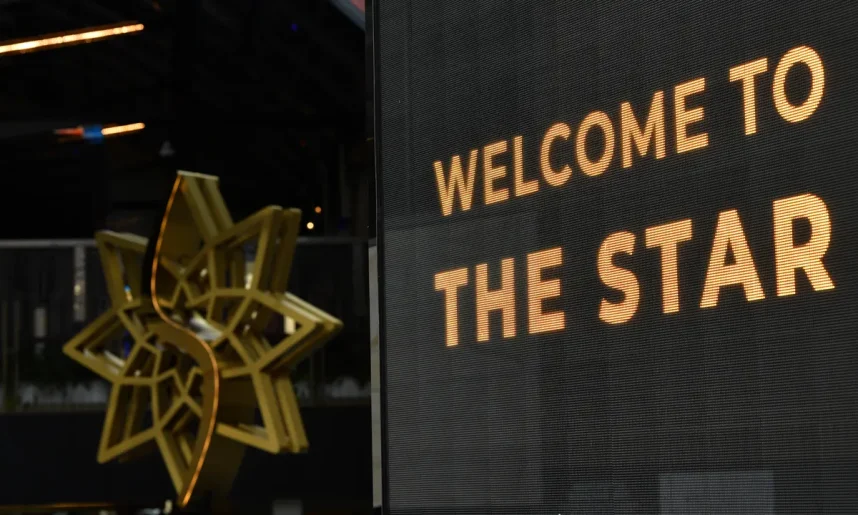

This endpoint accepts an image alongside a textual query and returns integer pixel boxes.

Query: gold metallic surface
[64,171,342,507]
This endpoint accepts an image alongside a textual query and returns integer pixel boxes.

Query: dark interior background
[0,0,374,512]
[0,0,372,239]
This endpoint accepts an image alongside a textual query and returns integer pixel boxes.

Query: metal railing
[0,237,370,412]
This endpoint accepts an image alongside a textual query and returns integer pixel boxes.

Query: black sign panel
[375,2,858,513]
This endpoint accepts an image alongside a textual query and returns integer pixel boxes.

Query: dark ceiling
[0,0,366,238]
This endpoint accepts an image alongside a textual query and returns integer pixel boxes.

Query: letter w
[434,149,478,216]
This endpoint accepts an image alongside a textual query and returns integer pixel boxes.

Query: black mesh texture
[377,1,858,513]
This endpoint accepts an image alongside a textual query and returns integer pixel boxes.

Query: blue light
[290,22,299,32]
[82,124,104,142]
[121,331,132,357]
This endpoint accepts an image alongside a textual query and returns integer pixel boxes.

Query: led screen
[376,2,858,513]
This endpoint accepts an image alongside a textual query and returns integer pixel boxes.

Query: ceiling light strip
[0,22,144,56]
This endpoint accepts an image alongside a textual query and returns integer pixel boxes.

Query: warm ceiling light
[102,123,145,136]
[306,222,315,230]
[0,22,144,56]
[314,206,322,214]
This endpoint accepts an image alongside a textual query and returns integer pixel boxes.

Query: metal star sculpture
[64,171,342,508]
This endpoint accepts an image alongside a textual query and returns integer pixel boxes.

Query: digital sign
[375,2,858,513]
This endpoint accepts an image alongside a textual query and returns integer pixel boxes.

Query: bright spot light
[0,22,145,56]
[314,206,322,214]
[306,222,315,230]
[102,122,145,136]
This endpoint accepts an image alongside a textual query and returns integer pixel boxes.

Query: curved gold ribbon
[150,175,220,508]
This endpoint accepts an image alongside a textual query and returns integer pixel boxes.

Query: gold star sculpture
[64,171,342,508]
